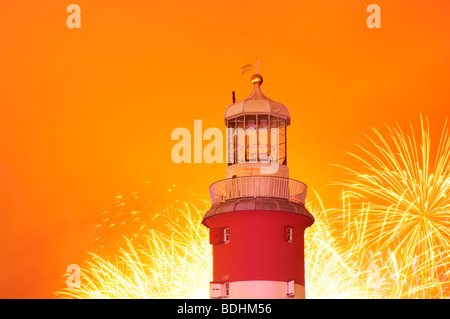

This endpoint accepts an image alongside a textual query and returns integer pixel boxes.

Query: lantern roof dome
[224,74,291,125]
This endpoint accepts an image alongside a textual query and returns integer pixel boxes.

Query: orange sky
[0,0,449,298]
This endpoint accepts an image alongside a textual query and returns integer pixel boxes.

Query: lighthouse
[202,71,315,299]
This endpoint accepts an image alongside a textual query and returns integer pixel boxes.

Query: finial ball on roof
[251,74,263,86]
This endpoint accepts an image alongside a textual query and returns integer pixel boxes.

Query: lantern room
[224,74,291,179]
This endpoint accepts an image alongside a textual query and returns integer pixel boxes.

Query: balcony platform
[209,176,308,205]
[204,176,314,223]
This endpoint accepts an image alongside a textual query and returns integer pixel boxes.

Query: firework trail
[331,115,450,298]
[57,202,212,299]
[304,193,382,298]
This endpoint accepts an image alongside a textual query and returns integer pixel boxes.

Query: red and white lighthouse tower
[202,72,315,299]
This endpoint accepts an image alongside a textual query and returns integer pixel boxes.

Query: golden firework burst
[57,202,212,299]
[331,115,450,298]
[57,115,450,299]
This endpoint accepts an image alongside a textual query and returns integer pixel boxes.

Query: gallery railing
[209,176,307,206]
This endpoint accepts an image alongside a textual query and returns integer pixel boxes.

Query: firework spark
[330,115,450,298]
[304,193,381,299]
[57,202,212,299]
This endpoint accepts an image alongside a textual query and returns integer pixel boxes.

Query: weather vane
[241,57,263,75]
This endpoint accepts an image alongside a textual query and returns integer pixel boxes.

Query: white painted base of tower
[212,280,305,299]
